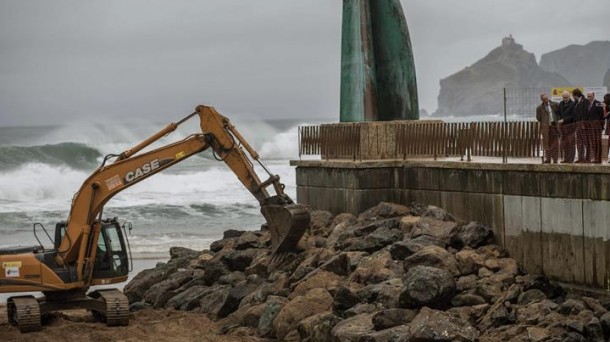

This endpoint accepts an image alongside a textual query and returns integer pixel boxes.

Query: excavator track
[91,289,130,326]
[7,296,42,333]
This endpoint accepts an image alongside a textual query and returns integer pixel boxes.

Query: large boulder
[450,222,494,249]
[272,288,334,340]
[477,290,518,330]
[372,309,418,330]
[389,235,446,261]
[165,285,214,311]
[559,299,587,316]
[398,215,421,234]
[210,238,234,253]
[215,283,259,319]
[582,297,608,318]
[410,218,458,242]
[297,312,343,342]
[421,206,456,222]
[218,271,247,286]
[199,285,232,319]
[201,259,231,285]
[333,284,363,313]
[517,289,546,306]
[318,253,351,276]
[326,221,355,250]
[331,313,375,342]
[409,307,479,342]
[124,262,179,303]
[336,218,401,251]
[222,229,246,239]
[351,250,401,285]
[475,277,507,303]
[309,210,335,237]
[222,248,259,272]
[456,274,479,293]
[169,246,200,260]
[343,304,380,319]
[290,271,344,298]
[257,296,288,338]
[358,278,404,309]
[454,249,487,276]
[343,226,404,253]
[399,266,456,309]
[600,311,610,338]
[358,202,411,221]
[235,231,268,250]
[403,245,460,276]
[142,268,194,307]
[332,213,358,227]
[288,249,336,285]
[519,274,565,299]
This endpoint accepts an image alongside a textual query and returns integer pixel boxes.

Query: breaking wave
[0,142,101,171]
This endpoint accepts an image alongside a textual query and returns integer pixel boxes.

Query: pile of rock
[125,202,610,341]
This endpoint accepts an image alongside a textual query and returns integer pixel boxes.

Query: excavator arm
[56,105,309,281]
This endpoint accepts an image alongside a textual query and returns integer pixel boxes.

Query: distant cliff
[435,37,568,116]
[540,41,610,87]
[604,69,610,89]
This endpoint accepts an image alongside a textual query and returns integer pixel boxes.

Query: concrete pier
[292,159,610,289]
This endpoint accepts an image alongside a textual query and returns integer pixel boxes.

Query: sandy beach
[0,304,263,342]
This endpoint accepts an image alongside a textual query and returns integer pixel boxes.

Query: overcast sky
[0,0,608,126]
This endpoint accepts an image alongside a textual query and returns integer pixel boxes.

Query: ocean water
[0,117,321,263]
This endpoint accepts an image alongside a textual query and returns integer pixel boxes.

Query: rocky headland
[435,36,568,117]
[125,202,610,342]
[540,41,610,88]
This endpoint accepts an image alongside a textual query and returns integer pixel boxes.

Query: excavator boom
[55,105,309,270]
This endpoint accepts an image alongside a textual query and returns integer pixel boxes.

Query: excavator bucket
[261,203,310,256]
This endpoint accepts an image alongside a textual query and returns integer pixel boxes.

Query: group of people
[536,89,610,164]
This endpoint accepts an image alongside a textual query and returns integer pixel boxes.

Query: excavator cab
[91,220,130,279]
[54,219,131,280]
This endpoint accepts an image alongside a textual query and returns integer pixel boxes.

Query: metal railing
[321,124,361,160]
[298,121,543,162]
[298,125,321,156]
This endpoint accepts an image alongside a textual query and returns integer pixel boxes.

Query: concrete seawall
[292,160,610,289]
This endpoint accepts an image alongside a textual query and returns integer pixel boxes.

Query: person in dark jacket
[557,91,576,163]
[585,92,604,163]
[603,93,609,162]
[536,93,560,163]
[572,89,590,163]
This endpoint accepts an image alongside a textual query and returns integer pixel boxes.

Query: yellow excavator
[0,105,310,332]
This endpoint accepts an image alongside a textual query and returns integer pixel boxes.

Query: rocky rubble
[125,202,610,341]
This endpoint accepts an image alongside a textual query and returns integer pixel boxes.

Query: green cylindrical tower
[340,0,419,122]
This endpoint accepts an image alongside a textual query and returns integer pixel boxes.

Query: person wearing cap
[536,93,560,163]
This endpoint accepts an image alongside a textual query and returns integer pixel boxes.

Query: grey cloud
[0,0,607,125]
